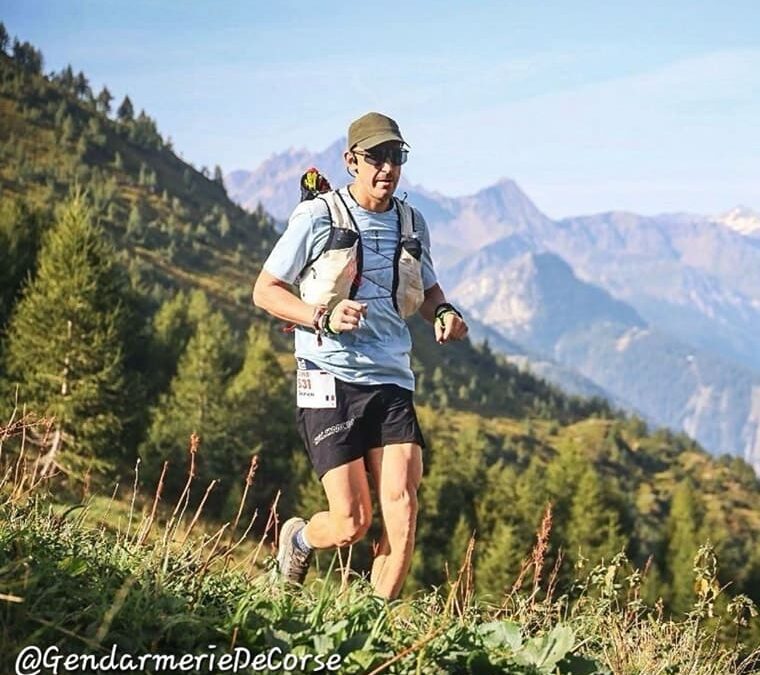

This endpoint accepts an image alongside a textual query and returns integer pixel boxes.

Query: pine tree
[225,325,296,512]
[640,559,665,606]
[127,203,143,239]
[545,444,586,536]
[565,465,626,568]
[76,134,88,158]
[0,199,41,330]
[61,115,75,143]
[146,290,194,396]
[86,116,100,138]
[3,193,130,476]
[140,296,238,507]
[53,101,67,128]
[217,212,231,237]
[117,95,134,123]
[58,65,75,93]
[413,426,486,586]
[477,522,525,599]
[0,22,9,54]
[513,456,550,543]
[12,40,43,74]
[447,514,474,575]
[74,71,91,100]
[666,481,701,614]
[475,461,518,539]
[145,168,157,191]
[96,86,113,114]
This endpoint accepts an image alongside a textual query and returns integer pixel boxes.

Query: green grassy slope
[1,466,758,674]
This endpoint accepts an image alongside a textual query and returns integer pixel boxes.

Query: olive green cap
[348,112,407,150]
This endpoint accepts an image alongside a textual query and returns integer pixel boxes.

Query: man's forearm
[252,279,316,327]
[419,283,447,323]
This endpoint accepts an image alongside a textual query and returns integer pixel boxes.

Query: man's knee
[331,509,371,547]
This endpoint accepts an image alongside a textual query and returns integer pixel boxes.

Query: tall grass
[1,414,758,674]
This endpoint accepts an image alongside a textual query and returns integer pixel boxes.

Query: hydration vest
[298,189,425,319]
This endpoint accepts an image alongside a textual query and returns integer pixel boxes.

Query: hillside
[0,30,759,641]
[0,53,278,323]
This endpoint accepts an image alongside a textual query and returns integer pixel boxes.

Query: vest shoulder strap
[395,198,415,237]
[318,190,357,231]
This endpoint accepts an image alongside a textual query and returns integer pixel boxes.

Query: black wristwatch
[434,302,462,325]
[318,307,339,336]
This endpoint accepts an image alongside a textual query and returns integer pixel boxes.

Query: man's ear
[344,150,358,178]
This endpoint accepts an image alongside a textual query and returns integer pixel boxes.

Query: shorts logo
[313,417,356,446]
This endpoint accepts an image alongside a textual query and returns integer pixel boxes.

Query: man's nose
[379,157,397,172]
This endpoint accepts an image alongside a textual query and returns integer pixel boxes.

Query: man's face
[347,141,405,204]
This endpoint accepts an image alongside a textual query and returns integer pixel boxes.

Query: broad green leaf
[478,620,523,651]
[342,649,379,670]
[516,625,575,671]
[338,631,371,655]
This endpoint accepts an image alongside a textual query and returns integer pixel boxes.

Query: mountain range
[226,142,760,473]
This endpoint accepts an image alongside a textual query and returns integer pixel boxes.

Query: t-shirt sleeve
[263,200,329,284]
[414,208,438,290]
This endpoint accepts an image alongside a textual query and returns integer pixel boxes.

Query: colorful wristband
[321,308,339,336]
[311,304,329,346]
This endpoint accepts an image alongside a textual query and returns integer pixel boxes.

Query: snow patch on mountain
[615,327,647,352]
[717,206,760,238]
[683,385,715,439]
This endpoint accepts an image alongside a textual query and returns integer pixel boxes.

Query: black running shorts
[296,375,425,479]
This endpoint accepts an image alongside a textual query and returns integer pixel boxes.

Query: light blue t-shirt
[263,186,438,391]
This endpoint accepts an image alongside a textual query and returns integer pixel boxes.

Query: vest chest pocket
[299,228,360,308]
[395,238,425,318]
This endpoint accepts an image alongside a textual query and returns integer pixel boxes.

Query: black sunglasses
[353,146,408,167]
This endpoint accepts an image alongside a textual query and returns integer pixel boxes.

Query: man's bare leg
[303,457,372,549]
[367,443,423,599]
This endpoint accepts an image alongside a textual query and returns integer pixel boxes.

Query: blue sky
[3,1,759,217]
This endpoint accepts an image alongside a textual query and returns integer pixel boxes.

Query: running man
[253,112,468,599]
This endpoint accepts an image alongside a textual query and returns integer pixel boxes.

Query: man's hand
[328,299,368,333]
[435,310,468,344]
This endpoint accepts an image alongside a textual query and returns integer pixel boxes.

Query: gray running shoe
[277,517,313,584]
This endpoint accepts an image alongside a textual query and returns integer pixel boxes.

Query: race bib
[296,367,337,409]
